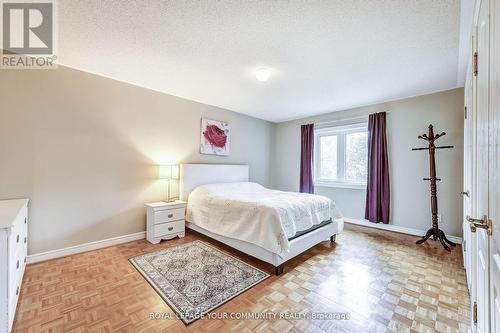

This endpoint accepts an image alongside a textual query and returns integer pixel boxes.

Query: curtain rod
[301,110,392,127]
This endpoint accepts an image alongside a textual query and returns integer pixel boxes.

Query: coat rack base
[416,227,456,252]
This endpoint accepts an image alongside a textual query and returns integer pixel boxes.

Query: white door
[489,94,500,332]
[464,61,477,325]
[471,0,491,331]
[489,0,500,329]
[489,87,500,333]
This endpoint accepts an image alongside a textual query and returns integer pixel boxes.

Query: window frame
[314,122,368,189]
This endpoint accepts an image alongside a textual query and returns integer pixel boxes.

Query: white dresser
[146,201,186,244]
[0,199,28,333]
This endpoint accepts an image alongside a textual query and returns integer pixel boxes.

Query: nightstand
[145,201,186,244]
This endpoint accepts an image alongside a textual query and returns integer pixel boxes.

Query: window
[314,123,368,188]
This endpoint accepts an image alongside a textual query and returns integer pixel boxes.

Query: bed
[180,164,344,275]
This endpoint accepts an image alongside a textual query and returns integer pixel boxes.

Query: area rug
[129,240,269,324]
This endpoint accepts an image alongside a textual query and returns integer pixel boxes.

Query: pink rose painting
[200,118,230,155]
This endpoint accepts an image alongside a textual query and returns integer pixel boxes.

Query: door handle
[466,215,492,235]
[461,190,470,197]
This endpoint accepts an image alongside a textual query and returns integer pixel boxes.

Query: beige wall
[0,65,465,253]
[272,89,464,237]
[0,66,274,254]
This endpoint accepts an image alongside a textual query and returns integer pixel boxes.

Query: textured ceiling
[59,0,462,122]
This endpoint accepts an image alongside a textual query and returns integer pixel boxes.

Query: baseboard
[26,219,462,264]
[27,231,146,264]
[345,218,462,244]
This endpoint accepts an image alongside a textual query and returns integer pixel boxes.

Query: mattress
[288,219,333,241]
[186,182,343,256]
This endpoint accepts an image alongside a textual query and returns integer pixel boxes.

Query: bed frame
[180,163,343,275]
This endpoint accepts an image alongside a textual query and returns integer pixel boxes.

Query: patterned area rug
[130,240,269,324]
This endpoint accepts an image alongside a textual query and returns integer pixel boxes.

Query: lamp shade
[158,165,172,179]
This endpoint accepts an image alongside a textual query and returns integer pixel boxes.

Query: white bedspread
[186,182,342,256]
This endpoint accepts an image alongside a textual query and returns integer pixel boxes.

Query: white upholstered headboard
[179,164,249,201]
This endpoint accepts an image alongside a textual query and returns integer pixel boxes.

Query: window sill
[314,182,366,190]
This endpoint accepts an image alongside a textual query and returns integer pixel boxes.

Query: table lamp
[159,165,179,202]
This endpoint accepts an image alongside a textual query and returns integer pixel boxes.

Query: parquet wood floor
[12,224,470,333]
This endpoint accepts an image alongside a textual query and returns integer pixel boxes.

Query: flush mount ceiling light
[255,68,272,82]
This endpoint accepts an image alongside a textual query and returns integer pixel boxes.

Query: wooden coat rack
[412,124,456,251]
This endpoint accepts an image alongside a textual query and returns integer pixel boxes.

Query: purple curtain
[300,124,314,193]
[365,112,390,223]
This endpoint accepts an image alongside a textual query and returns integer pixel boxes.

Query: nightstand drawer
[154,220,184,237]
[155,208,185,224]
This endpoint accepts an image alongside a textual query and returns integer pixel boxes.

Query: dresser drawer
[0,198,29,333]
[154,220,184,237]
[155,208,185,224]
[9,214,26,260]
[9,249,24,288]
[8,252,24,327]
[8,270,21,327]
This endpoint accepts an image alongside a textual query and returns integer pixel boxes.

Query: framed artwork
[200,118,230,156]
